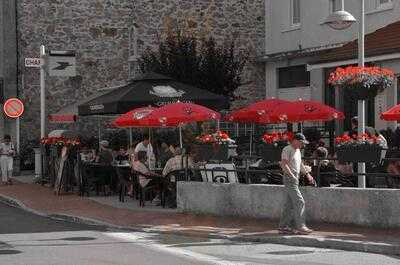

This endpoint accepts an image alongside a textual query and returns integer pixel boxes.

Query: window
[377,0,392,8]
[291,0,301,25]
[278,65,310,88]
[330,0,341,13]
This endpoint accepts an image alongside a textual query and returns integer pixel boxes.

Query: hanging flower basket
[335,134,382,163]
[328,66,395,100]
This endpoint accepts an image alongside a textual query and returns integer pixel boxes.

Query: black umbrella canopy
[78,72,229,116]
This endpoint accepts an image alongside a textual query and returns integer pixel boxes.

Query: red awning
[48,114,77,123]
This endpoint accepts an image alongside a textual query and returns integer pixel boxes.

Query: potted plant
[193,131,234,162]
[260,131,294,162]
[328,66,394,100]
[335,134,382,163]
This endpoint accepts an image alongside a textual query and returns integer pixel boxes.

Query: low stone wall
[177,182,400,228]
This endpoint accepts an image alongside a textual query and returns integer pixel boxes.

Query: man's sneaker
[278,227,294,234]
[294,227,313,235]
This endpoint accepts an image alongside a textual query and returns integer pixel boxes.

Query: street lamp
[324,10,356,30]
[324,0,366,188]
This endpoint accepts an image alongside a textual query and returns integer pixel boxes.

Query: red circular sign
[3,98,24,118]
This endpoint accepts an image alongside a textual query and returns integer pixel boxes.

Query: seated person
[134,135,155,168]
[115,147,129,162]
[158,142,173,168]
[132,151,160,188]
[80,147,94,162]
[314,147,337,187]
[162,147,193,177]
[96,140,113,165]
[386,158,400,188]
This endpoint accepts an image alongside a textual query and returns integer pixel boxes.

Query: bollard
[34,148,41,179]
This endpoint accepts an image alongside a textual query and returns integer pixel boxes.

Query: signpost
[25,47,77,181]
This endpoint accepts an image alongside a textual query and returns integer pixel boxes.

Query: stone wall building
[13,0,265,144]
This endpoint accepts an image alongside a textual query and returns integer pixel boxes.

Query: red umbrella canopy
[145,102,221,127]
[112,106,159,128]
[225,98,289,123]
[262,100,344,123]
[381,104,400,121]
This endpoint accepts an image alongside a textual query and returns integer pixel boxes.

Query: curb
[0,194,399,256]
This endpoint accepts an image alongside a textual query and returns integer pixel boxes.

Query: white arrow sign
[48,51,76,77]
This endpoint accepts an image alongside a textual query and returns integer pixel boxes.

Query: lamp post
[324,0,366,188]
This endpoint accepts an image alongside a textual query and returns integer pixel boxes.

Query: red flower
[262,131,293,144]
[328,66,394,90]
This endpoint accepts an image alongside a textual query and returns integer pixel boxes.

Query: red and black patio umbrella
[113,102,221,148]
[144,102,221,127]
[78,72,229,116]
[224,98,289,156]
[262,100,344,124]
[381,104,400,121]
[225,98,289,123]
[112,106,160,128]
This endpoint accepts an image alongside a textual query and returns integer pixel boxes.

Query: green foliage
[138,30,247,105]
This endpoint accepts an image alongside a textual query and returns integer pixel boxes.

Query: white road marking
[107,232,248,265]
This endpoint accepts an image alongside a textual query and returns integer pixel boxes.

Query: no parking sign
[3,98,24,118]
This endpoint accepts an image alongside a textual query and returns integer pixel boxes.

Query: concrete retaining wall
[177,182,400,228]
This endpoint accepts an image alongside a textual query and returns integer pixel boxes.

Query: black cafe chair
[132,170,160,207]
[163,170,190,208]
[116,167,132,203]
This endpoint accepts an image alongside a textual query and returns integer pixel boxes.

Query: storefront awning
[308,20,400,70]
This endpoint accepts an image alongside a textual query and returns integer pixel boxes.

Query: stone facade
[17,0,265,142]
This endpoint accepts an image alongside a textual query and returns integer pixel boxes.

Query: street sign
[3,98,24,118]
[25,58,42,68]
[48,50,76,77]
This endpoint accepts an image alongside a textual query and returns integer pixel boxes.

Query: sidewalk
[1,176,399,256]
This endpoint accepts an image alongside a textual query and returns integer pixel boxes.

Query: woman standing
[0,135,15,185]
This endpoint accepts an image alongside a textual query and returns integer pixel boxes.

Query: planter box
[259,144,284,162]
[336,145,382,163]
[213,144,229,161]
[193,144,229,162]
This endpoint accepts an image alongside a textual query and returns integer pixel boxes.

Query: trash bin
[34,147,41,179]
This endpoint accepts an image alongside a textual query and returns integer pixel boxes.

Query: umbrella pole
[179,126,183,149]
[249,123,254,156]
[235,123,239,137]
[98,118,101,146]
[129,128,133,147]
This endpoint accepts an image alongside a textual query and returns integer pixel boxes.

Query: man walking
[0,135,15,185]
[279,133,314,235]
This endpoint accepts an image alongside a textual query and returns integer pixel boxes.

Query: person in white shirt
[279,133,315,235]
[0,135,15,185]
[134,135,155,169]
[162,147,193,177]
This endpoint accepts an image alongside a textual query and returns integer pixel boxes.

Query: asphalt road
[0,201,399,265]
